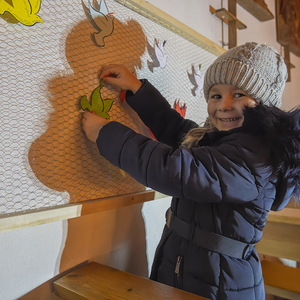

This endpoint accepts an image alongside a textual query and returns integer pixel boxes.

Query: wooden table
[54,262,210,300]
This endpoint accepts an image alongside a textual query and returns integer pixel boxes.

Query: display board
[0,0,224,218]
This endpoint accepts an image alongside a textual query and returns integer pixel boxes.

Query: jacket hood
[242,103,300,210]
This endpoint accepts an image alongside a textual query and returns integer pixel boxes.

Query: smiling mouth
[219,117,240,122]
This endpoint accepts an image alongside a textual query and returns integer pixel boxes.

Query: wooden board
[0,190,155,233]
[54,262,210,300]
[237,0,274,22]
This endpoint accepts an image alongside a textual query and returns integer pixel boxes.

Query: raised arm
[97,122,267,204]
[100,65,197,148]
[125,79,197,148]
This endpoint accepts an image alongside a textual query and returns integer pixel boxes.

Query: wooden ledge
[0,190,156,233]
[267,208,300,226]
[237,0,274,22]
[54,262,209,300]
[209,6,247,30]
[261,260,300,299]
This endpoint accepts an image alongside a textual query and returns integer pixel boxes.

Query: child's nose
[219,93,234,111]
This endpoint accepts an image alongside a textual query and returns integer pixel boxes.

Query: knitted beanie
[203,42,288,107]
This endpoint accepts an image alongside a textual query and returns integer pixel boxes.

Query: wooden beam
[284,45,295,82]
[0,190,156,233]
[228,0,237,19]
[228,0,237,48]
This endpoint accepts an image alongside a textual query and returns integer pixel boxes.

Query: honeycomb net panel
[0,0,218,215]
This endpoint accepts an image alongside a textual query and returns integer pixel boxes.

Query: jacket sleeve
[97,122,265,204]
[125,79,198,148]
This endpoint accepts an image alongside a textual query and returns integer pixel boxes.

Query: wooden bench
[53,262,209,300]
[261,260,300,300]
[256,204,300,299]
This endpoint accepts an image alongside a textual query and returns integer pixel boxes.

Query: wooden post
[284,45,292,82]
[228,0,237,48]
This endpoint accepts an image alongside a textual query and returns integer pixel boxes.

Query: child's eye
[210,94,222,100]
[234,93,246,98]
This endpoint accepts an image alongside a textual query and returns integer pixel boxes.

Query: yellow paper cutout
[0,0,43,26]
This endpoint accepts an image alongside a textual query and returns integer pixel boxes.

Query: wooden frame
[0,0,224,233]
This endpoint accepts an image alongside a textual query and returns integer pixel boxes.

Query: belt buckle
[242,244,251,259]
[166,209,174,228]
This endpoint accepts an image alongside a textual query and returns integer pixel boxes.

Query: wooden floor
[54,262,210,300]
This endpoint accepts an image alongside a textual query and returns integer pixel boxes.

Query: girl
[82,42,300,300]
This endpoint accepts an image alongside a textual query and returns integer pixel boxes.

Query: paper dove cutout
[147,38,168,72]
[188,64,204,97]
[0,0,43,26]
[86,0,115,47]
[81,80,114,119]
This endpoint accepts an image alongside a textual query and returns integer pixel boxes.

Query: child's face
[207,84,257,131]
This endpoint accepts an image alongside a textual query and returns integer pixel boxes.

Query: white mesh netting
[0,0,218,215]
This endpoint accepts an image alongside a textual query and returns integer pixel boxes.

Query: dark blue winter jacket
[97,80,299,300]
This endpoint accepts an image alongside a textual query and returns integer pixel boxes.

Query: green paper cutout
[81,80,114,119]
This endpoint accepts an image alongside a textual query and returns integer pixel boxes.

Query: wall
[1,1,299,299]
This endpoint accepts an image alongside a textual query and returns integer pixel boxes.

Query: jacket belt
[166,208,255,259]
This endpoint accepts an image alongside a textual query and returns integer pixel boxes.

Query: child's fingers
[83,111,92,120]
[100,65,122,79]
[102,76,122,87]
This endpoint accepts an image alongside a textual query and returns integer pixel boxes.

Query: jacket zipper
[175,255,182,288]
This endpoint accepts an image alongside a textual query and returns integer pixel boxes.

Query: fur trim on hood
[242,103,300,202]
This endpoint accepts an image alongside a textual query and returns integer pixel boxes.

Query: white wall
[1,1,300,299]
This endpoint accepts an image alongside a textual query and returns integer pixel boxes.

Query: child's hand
[82,111,109,143]
[100,65,142,94]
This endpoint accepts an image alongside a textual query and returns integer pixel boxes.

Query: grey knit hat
[203,42,288,107]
